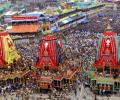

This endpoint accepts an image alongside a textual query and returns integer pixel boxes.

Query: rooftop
[8,24,40,33]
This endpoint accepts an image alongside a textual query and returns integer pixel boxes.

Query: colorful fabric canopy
[0,32,20,66]
[36,35,62,69]
[95,31,118,67]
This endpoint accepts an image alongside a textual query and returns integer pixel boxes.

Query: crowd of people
[63,28,99,67]
[0,7,120,99]
[62,9,120,68]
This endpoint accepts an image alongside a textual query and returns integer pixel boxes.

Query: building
[7,15,40,44]
[20,0,60,9]
[0,0,8,3]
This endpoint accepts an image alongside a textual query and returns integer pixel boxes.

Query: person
[94,94,97,100]
[107,97,110,100]
[83,95,86,100]
[103,89,105,95]
[99,89,102,95]
[14,95,19,100]
[79,85,81,91]
[74,89,77,96]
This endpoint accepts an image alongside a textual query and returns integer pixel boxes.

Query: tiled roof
[8,24,40,33]
[12,16,38,20]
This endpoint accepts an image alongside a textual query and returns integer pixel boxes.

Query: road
[0,89,120,100]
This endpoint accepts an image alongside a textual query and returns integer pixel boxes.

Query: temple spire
[105,21,113,31]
